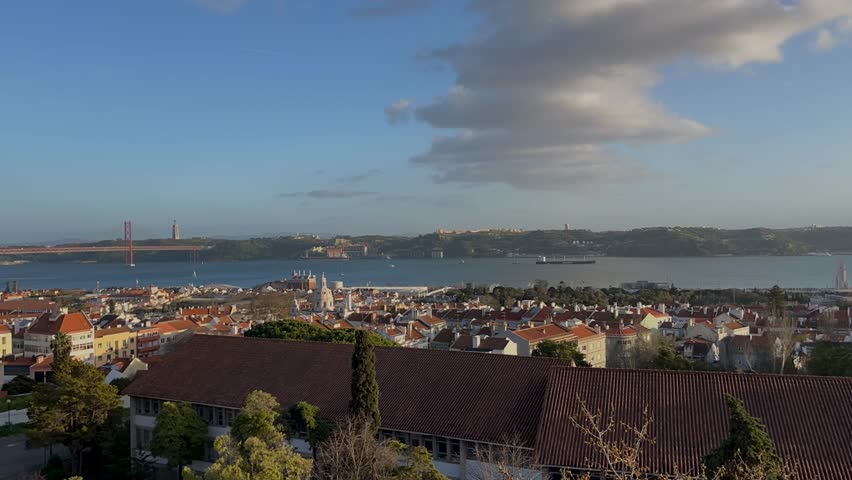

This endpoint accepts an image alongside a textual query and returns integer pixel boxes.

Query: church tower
[313,273,335,311]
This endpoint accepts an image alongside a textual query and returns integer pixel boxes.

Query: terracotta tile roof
[432,328,454,344]
[535,367,852,478]
[155,319,198,333]
[0,324,12,335]
[724,320,746,330]
[641,307,669,318]
[570,324,599,340]
[95,326,131,338]
[125,335,569,447]
[512,324,573,343]
[477,337,510,351]
[27,312,93,335]
[0,299,57,313]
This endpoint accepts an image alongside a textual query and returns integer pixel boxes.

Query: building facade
[24,312,95,364]
[94,327,136,367]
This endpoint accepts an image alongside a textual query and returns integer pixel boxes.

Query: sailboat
[192,270,198,279]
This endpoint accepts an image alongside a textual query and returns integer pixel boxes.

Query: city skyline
[3,1,852,242]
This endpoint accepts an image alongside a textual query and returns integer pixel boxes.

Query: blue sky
[2,0,851,242]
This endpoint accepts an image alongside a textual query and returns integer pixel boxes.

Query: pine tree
[51,332,72,373]
[349,329,381,431]
[704,395,784,479]
[29,359,122,476]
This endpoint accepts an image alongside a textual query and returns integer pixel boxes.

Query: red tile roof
[535,367,852,478]
[95,326,132,338]
[28,312,93,335]
[512,324,573,343]
[125,335,569,447]
[570,324,600,340]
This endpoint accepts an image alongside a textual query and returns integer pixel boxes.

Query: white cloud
[384,99,414,125]
[403,0,852,189]
[815,28,838,50]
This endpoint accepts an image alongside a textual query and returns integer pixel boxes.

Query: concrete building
[94,327,137,367]
[24,312,95,364]
[125,335,852,479]
[172,220,180,240]
[505,323,575,357]
[570,324,606,368]
[0,324,11,358]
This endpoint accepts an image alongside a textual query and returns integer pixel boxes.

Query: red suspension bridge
[0,221,204,266]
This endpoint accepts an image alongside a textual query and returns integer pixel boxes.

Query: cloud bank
[402,0,852,189]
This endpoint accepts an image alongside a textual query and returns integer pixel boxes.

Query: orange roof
[28,312,93,335]
[155,319,198,333]
[512,324,573,343]
[725,321,746,330]
[0,324,12,335]
[641,308,669,318]
[570,324,601,339]
[95,326,132,338]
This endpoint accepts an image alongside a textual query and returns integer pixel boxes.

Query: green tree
[51,332,72,372]
[704,395,784,479]
[109,377,134,394]
[651,346,694,371]
[184,390,311,480]
[531,340,591,367]
[768,285,785,321]
[349,330,381,431]
[29,359,122,475]
[807,342,852,376]
[151,402,209,479]
[285,401,330,459]
[245,320,397,347]
[1,375,37,395]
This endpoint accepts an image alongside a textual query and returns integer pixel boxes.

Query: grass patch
[0,395,31,412]
[0,423,29,437]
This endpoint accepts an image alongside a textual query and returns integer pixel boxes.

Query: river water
[1,256,849,291]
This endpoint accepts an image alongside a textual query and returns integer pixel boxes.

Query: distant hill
[4,227,852,262]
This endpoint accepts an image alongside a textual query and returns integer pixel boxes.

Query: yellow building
[0,324,12,358]
[571,324,607,368]
[95,327,136,367]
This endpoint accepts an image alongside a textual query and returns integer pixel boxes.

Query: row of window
[133,397,238,428]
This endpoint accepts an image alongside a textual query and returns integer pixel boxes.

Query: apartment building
[94,327,136,367]
[24,312,95,364]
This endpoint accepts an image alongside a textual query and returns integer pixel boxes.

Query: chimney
[472,335,481,349]
[594,324,601,335]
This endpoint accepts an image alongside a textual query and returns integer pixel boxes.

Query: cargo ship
[536,256,596,265]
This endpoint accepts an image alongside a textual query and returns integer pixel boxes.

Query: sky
[2,0,852,242]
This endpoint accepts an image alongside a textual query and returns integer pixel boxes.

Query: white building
[24,312,95,364]
[313,273,335,312]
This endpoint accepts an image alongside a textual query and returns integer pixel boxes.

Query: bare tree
[470,435,541,480]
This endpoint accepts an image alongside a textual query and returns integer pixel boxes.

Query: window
[136,427,152,450]
[216,407,224,427]
[143,398,151,415]
[424,436,434,455]
[449,439,461,462]
[436,437,448,461]
[225,409,235,427]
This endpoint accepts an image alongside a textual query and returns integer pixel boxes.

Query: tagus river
[1,256,849,291]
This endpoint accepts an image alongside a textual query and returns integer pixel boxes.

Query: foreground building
[125,335,852,479]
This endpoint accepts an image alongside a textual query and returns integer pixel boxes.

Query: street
[0,435,49,480]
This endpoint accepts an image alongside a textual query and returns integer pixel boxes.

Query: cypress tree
[704,395,784,479]
[349,329,381,431]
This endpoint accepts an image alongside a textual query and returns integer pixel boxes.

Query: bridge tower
[124,221,135,267]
